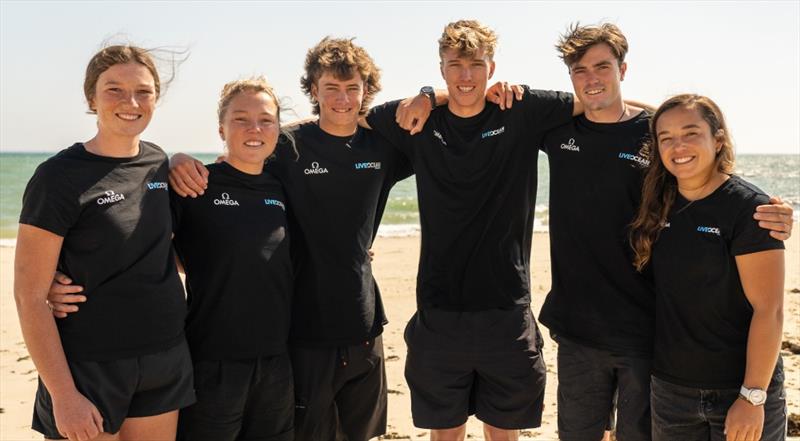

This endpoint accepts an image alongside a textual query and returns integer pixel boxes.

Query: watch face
[421,86,434,95]
[750,389,767,404]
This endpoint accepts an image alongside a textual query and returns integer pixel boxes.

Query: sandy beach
[1,233,798,440]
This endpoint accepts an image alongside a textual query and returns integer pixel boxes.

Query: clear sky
[1,1,798,154]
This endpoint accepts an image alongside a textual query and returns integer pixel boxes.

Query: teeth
[245,141,263,147]
[457,86,475,92]
[332,108,351,113]
[673,156,694,164]
[117,113,140,121]
[586,89,603,95]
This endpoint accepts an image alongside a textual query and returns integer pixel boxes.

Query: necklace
[616,103,627,123]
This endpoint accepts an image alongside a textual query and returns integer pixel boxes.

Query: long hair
[630,94,735,271]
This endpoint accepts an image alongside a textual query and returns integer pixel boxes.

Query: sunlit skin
[85,63,157,157]
[656,106,728,200]
[440,47,495,118]
[219,91,280,175]
[311,70,365,136]
[568,43,627,122]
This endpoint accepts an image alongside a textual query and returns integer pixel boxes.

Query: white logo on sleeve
[146,181,168,190]
[560,138,580,152]
[304,161,329,175]
[354,161,381,170]
[618,152,650,166]
[96,190,125,205]
[264,199,286,211]
[433,130,447,146]
[214,192,240,206]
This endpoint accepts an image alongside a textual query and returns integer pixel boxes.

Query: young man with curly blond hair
[366,20,581,441]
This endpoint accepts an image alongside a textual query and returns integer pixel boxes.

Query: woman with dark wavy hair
[630,94,786,441]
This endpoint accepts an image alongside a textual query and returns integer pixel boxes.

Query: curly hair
[299,37,381,116]
[438,19,498,59]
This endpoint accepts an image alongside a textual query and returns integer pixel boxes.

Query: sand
[1,233,798,440]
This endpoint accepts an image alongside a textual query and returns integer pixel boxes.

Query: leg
[176,360,249,441]
[613,355,652,441]
[290,345,339,441]
[239,354,295,441]
[334,337,387,441]
[431,424,466,441]
[483,422,519,441]
[649,376,708,441]
[117,410,179,441]
[554,336,616,441]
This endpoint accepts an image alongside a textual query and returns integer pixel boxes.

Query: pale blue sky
[2,1,798,154]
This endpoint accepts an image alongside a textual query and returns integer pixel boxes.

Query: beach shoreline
[2,232,798,440]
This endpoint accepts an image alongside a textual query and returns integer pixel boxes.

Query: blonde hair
[438,20,498,59]
[217,76,296,158]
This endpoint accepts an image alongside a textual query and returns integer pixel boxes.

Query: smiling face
[568,43,626,119]
[311,69,364,136]
[219,91,280,175]
[90,62,156,141]
[655,105,723,188]
[440,47,495,118]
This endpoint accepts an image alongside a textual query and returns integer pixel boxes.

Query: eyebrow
[657,124,702,136]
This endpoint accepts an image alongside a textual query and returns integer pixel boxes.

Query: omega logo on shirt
[304,161,329,175]
[213,192,240,206]
[560,138,580,152]
[96,190,125,205]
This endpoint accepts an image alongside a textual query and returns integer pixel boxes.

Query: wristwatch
[739,385,767,406]
[420,86,436,110]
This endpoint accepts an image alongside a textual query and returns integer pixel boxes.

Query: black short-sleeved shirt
[171,162,292,361]
[367,88,574,311]
[265,122,412,347]
[538,112,655,355]
[651,175,784,388]
[19,142,186,361]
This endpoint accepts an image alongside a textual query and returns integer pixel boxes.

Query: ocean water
[1,152,798,241]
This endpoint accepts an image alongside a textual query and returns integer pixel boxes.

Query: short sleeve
[521,87,575,133]
[366,100,414,158]
[168,189,183,235]
[18,162,80,237]
[730,192,785,256]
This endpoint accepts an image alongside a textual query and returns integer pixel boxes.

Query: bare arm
[15,224,103,440]
[724,249,784,441]
[361,88,449,135]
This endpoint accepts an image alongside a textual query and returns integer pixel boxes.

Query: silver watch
[739,385,767,406]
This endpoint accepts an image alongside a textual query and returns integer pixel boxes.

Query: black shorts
[554,334,651,441]
[404,306,546,430]
[32,340,195,438]
[177,352,294,441]
[290,336,387,441]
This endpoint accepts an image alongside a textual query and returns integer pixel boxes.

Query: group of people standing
[14,18,794,441]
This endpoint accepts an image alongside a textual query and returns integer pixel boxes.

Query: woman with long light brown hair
[630,94,786,441]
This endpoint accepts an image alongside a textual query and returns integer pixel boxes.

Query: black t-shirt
[651,175,784,388]
[538,112,655,355]
[265,122,412,347]
[19,142,186,361]
[171,162,292,361]
[367,88,574,311]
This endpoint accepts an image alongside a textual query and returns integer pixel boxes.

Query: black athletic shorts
[290,336,387,441]
[554,334,651,441]
[177,352,294,441]
[404,305,546,430]
[32,340,195,438]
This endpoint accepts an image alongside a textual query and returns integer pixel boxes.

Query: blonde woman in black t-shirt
[15,46,194,440]
[631,94,786,441]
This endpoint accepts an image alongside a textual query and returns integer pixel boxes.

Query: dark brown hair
[630,94,735,271]
[299,37,381,116]
[556,23,628,68]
